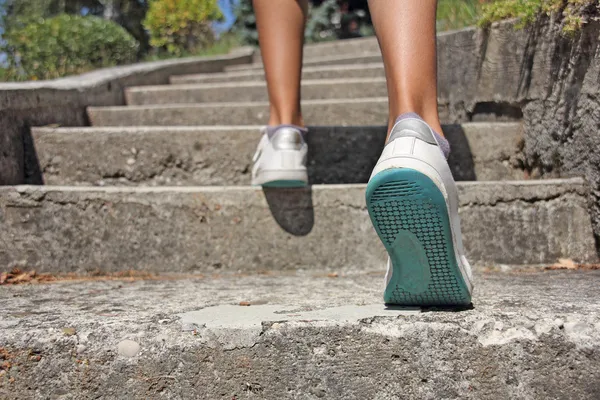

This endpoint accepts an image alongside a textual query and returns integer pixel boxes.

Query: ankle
[268,107,304,127]
[389,112,450,159]
[389,101,443,137]
[389,112,443,137]
[268,115,305,128]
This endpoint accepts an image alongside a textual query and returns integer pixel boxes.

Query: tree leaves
[144,0,223,56]
[2,15,139,80]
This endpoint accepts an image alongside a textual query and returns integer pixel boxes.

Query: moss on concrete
[479,0,599,34]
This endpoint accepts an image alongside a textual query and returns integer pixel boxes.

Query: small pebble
[62,327,76,336]
[181,322,200,332]
[155,334,169,343]
[117,340,140,358]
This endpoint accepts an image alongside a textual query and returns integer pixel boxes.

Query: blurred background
[0,0,582,81]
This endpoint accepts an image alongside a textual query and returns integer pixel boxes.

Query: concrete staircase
[1,37,599,398]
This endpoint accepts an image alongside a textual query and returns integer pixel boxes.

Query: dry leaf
[558,258,577,270]
[546,258,579,270]
[12,273,33,283]
[544,256,600,271]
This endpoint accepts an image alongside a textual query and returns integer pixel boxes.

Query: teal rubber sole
[261,180,307,188]
[366,168,471,307]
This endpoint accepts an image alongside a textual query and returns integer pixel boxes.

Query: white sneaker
[251,125,308,187]
[366,116,474,306]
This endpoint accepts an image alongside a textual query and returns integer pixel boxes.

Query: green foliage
[1,1,150,54]
[305,0,340,42]
[143,32,241,61]
[479,0,547,27]
[231,0,257,45]
[2,14,139,81]
[233,0,373,45]
[144,0,223,57]
[437,0,487,31]
[479,0,599,34]
[98,1,151,55]
[306,0,373,42]
[2,0,100,29]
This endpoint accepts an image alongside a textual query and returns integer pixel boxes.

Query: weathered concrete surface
[225,26,482,75]
[225,52,383,72]
[0,179,595,275]
[519,20,600,246]
[0,50,254,186]
[431,19,600,246]
[1,271,599,399]
[290,35,380,60]
[0,114,25,186]
[31,123,526,186]
[245,36,380,66]
[170,63,385,84]
[90,97,511,127]
[88,98,390,126]
[126,78,389,105]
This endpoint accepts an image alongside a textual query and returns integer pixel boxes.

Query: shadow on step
[384,303,474,313]
[263,186,314,236]
[308,125,477,183]
[307,126,385,184]
[23,127,44,184]
[444,124,476,181]
[0,113,44,185]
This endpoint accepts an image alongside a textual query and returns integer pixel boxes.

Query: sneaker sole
[366,168,472,307]
[262,180,307,188]
[252,169,308,188]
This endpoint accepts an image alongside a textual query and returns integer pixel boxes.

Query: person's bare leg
[368,0,443,137]
[253,0,308,127]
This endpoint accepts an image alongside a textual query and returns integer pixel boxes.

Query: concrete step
[225,52,383,72]
[170,63,385,84]
[1,270,599,399]
[32,123,526,186]
[0,179,595,275]
[295,35,380,59]
[88,98,389,126]
[87,98,519,127]
[126,78,388,105]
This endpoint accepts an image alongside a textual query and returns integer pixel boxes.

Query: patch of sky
[214,0,239,35]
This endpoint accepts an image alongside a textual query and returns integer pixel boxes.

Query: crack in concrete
[460,190,585,207]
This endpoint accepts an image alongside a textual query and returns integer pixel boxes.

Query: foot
[366,115,473,306]
[251,125,308,187]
